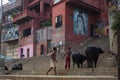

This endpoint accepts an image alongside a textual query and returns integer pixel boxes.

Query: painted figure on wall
[73,9,88,35]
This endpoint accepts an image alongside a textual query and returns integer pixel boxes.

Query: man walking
[46,47,57,75]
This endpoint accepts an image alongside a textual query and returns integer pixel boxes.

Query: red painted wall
[99,0,108,26]
[19,20,34,46]
[52,0,108,50]
[52,1,66,46]
[36,41,47,56]
[65,4,100,49]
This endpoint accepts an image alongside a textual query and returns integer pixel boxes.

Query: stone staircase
[3,35,118,80]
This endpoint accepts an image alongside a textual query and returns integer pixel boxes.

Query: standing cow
[72,52,86,68]
[85,46,104,68]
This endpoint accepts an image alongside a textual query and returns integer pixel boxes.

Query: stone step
[9,67,117,76]
[0,75,117,80]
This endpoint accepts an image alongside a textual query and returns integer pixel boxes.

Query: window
[20,48,24,58]
[27,49,30,57]
[55,15,62,28]
[54,0,61,4]
[40,45,44,55]
[23,28,31,37]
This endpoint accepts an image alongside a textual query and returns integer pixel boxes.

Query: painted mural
[73,9,88,35]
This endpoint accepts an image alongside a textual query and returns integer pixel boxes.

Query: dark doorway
[20,48,24,58]
[40,45,44,55]
[90,24,95,37]
[27,48,30,58]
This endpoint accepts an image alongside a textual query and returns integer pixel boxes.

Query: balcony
[66,0,101,13]
[28,0,40,8]
[13,10,40,24]
[81,0,100,9]
[3,0,22,15]
[2,16,13,26]
[1,27,19,43]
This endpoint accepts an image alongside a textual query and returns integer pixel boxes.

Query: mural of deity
[73,9,88,35]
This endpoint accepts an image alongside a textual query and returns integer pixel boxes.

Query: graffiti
[73,9,88,35]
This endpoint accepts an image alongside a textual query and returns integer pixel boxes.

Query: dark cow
[85,46,104,68]
[72,52,86,68]
[12,63,23,70]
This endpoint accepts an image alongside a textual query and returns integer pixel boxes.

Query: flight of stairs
[2,36,118,80]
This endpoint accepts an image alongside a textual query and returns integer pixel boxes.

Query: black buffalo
[72,52,86,68]
[12,63,23,70]
[85,46,104,68]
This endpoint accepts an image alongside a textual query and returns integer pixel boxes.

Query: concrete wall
[36,27,52,56]
[1,41,18,59]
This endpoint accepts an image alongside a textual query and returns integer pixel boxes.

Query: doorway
[27,48,30,58]
[90,24,95,37]
[20,48,24,58]
[40,45,44,55]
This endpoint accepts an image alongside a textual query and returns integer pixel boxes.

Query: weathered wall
[52,1,66,47]
[36,27,52,56]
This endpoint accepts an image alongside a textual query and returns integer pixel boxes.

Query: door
[40,45,44,55]
[90,24,94,37]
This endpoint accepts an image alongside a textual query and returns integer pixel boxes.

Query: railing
[1,36,18,42]
[1,28,19,42]
[2,17,13,26]
[13,10,39,22]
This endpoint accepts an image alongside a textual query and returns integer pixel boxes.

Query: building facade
[52,0,108,50]
[1,0,22,59]
[1,0,109,59]
[13,0,52,58]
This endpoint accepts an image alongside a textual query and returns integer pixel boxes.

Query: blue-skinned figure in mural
[77,13,85,34]
[73,9,88,35]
